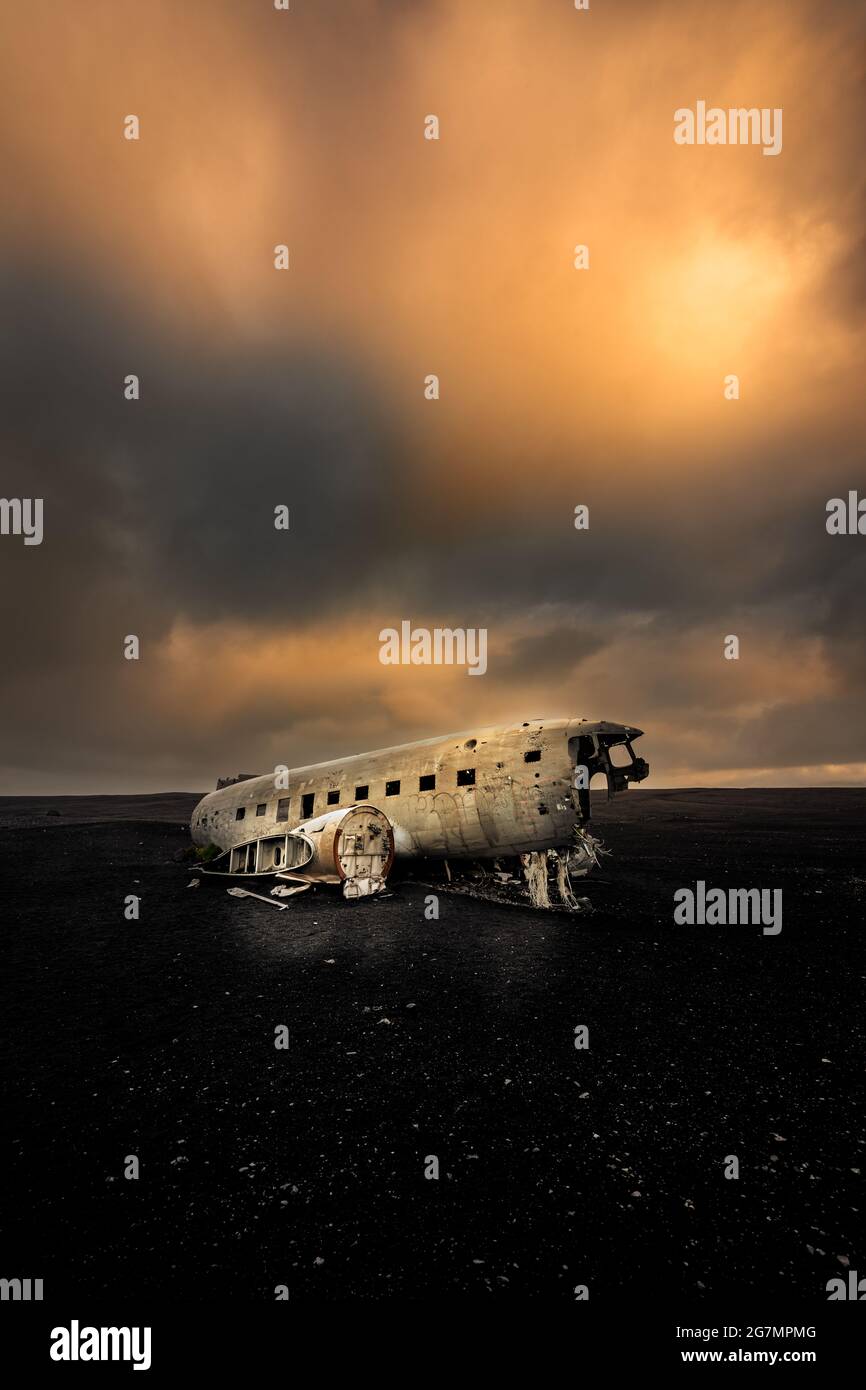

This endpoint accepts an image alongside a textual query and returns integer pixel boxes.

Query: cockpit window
[607,742,634,767]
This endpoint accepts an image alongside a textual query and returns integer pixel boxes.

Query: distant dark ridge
[0,793,203,803]
[0,793,202,830]
[1,786,864,834]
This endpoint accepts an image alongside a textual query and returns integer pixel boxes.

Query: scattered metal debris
[226,887,288,911]
[521,852,551,909]
[555,852,581,910]
[270,883,310,899]
[519,843,595,911]
[568,825,609,877]
[416,845,597,914]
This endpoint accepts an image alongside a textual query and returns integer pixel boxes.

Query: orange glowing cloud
[1,0,863,498]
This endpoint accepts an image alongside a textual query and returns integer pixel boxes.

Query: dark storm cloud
[9,266,853,652]
[0,266,400,636]
[494,625,608,681]
[2,262,866,787]
[0,266,401,779]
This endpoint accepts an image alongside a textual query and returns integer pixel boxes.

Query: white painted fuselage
[190,715,648,861]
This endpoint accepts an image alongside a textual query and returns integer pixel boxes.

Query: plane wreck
[189,716,649,911]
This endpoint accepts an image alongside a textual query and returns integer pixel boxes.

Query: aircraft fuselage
[190,715,648,861]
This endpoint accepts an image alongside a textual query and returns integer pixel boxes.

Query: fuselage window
[256,803,267,816]
[457,768,476,787]
[301,792,315,819]
[419,774,436,791]
[385,779,400,796]
[276,797,290,822]
[327,790,340,805]
[355,784,369,801]
[236,807,245,821]
[524,749,541,763]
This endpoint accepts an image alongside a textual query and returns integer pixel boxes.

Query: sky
[1,0,865,793]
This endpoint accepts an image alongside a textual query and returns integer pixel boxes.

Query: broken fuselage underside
[190,716,649,909]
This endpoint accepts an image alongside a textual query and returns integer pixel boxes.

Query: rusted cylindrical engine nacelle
[288,804,395,898]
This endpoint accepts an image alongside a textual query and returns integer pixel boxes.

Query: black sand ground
[2,789,864,1303]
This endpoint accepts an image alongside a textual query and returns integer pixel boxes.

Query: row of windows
[228,766,484,822]
[198,750,548,829]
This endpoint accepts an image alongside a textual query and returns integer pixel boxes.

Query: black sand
[2,789,864,1302]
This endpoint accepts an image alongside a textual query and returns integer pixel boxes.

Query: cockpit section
[568,720,649,812]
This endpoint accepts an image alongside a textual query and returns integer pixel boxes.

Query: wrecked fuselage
[190,716,648,910]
